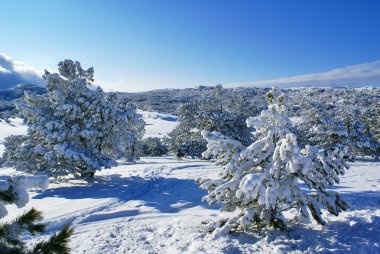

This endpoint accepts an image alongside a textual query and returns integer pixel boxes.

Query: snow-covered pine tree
[164,100,208,158]
[0,135,28,168]
[367,101,380,141]
[350,110,379,159]
[120,103,145,162]
[165,85,254,158]
[295,96,380,158]
[199,88,351,236]
[5,60,144,178]
[365,102,380,158]
[0,175,73,253]
[140,137,168,157]
[295,101,379,159]
[294,101,347,148]
[100,98,145,162]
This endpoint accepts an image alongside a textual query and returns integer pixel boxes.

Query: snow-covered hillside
[1,115,380,253]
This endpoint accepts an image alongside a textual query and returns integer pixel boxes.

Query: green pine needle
[31,225,74,254]
[17,208,44,226]
[0,187,18,204]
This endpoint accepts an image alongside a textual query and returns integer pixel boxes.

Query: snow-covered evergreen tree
[165,85,254,158]
[164,101,207,158]
[0,135,28,168]
[336,106,379,158]
[100,99,145,162]
[0,175,73,253]
[140,137,168,157]
[367,101,380,141]
[294,102,347,148]
[199,88,352,236]
[120,103,145,162]
[3,60,144,178]
[365,102,380,158]
[295,101,379,159]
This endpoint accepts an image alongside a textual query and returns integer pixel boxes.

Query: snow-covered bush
[199,88,352,236]
[0,175,72,253]
[165,85,255,158]
[2,60,144,178]
[140,137,168,157]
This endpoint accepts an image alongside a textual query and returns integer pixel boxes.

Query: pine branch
[16,208,45,235]
[0,186,18,204]
[0,208,46,253]
[31,225,73,254]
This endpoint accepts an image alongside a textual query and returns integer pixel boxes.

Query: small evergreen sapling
[199,88,351,236]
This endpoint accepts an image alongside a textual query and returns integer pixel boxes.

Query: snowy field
[1,116,380,253]
[138,110,178,138]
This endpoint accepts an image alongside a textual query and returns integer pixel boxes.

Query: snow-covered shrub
[199,88,352,236]
[0,175,73,253]
[165,85,256,158]
[3,60,144,178]
[140,137,168,157]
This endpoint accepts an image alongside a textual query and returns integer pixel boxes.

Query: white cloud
[0,53,43,90]
[226,60,380,88]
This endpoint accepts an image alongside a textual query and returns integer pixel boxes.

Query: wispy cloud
[0,53,43,90]
[227,60,380,88]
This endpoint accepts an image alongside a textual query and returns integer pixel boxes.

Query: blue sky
[1,0,380,91]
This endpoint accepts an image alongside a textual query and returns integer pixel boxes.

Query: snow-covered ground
[1,115,380,253]
[138,110,178,138]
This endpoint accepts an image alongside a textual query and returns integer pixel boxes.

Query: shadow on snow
[33,174,219,214]
[222,189,380,254]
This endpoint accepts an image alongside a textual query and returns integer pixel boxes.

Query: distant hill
[119,86,269,115]
[0,84,46,120]
[0,84,46,101]
[118,85,380,118]
[1,83,379,122]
